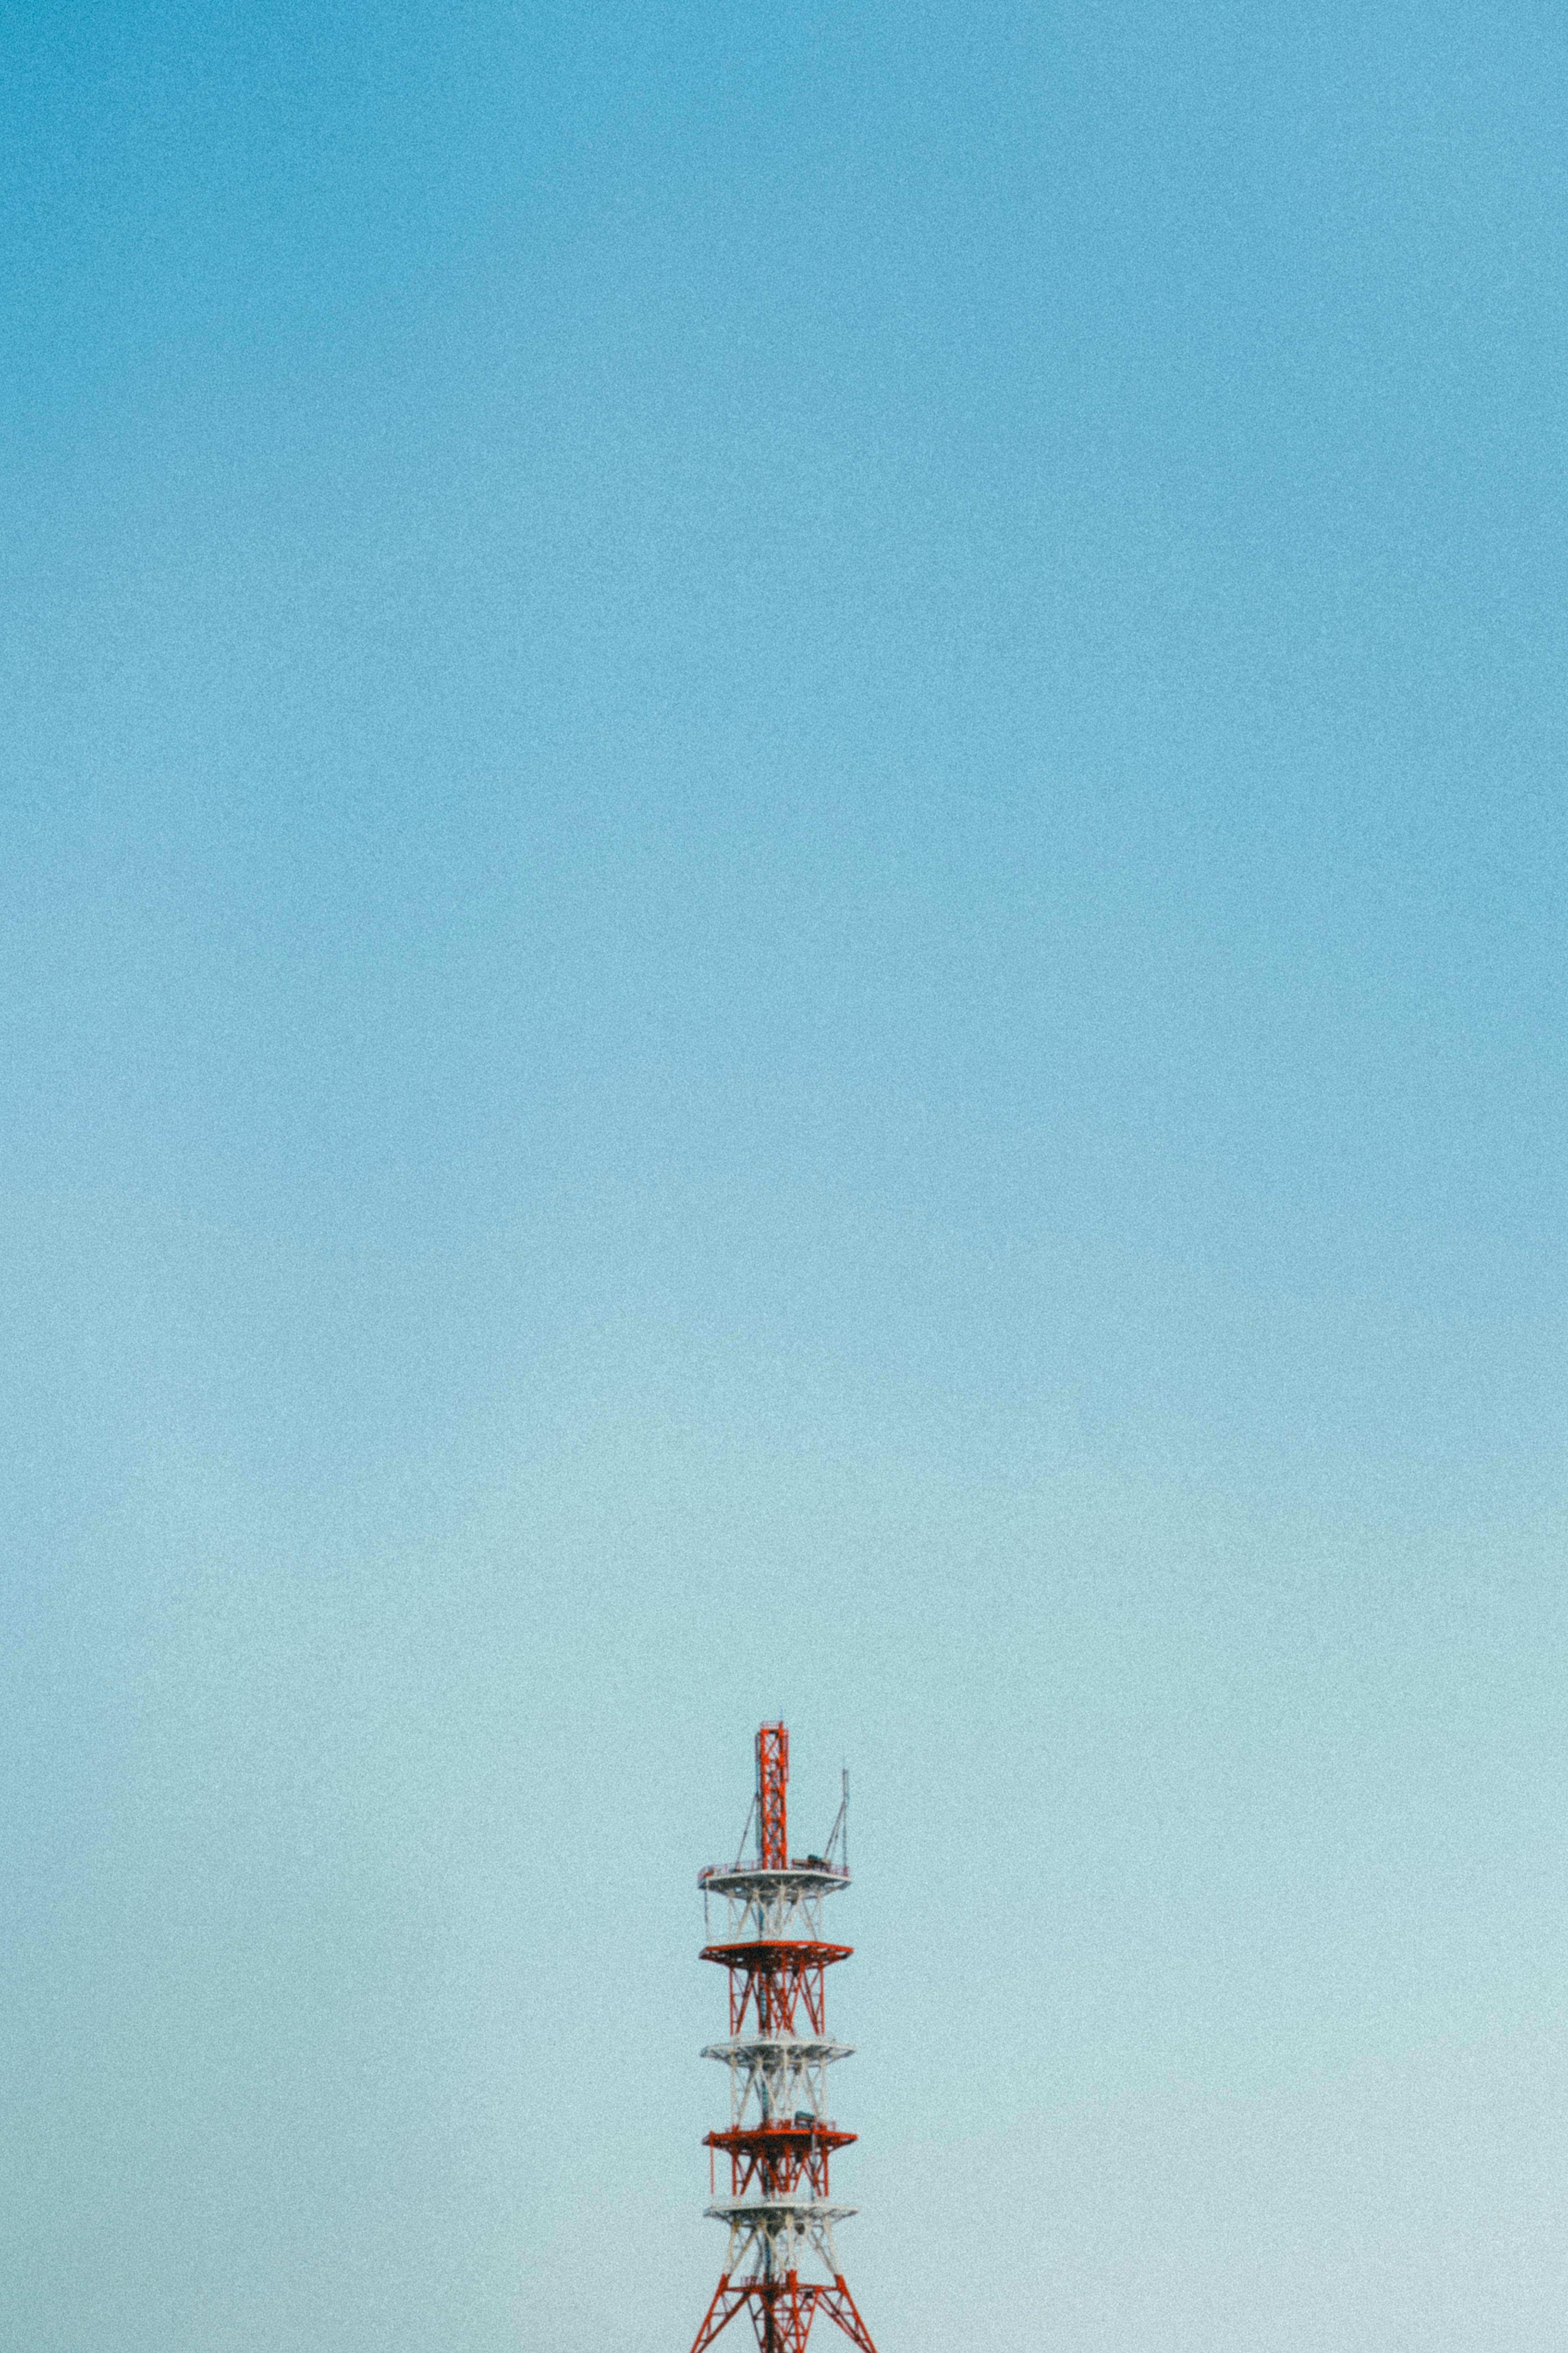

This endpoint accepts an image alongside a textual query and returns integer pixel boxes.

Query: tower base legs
[688,2272,879,2353]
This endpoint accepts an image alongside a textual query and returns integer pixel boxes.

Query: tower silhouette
[687,1724,880,2353]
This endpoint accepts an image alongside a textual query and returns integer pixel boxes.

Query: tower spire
[756,1722,789,1870]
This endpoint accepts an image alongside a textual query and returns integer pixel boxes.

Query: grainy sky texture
[3,3,1567,2349]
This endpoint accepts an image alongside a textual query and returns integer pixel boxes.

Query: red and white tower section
[687,1724,881,2353]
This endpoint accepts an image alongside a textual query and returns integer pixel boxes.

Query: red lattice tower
[687,1724,880,2353]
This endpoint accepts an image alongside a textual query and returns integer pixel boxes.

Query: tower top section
[758,1723,788,1868]
[699,1722,851,1896]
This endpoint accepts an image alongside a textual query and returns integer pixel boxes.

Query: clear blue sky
[2,2,1566,2348]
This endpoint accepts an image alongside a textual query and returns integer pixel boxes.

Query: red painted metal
[688,2271,879,2353]
[698,1936,852,2037]
[705,2121,856,2201]
[757,1723,789,1869]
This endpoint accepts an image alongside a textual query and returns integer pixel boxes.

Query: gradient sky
[3,2,1567,2349]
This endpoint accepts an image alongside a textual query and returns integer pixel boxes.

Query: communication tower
[687,1723,880,2353]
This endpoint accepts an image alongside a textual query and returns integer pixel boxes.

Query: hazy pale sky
[3,3,1566,2349]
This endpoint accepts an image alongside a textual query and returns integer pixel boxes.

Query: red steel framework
[686,1724,880,2353]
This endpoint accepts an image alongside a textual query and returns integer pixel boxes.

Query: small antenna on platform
[731,1791,758,1871]
[823,1766,850,1874]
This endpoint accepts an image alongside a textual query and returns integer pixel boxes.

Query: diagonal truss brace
[688,2272,879,2353]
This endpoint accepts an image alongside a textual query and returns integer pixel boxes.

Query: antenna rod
[823,1767,851,1873]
